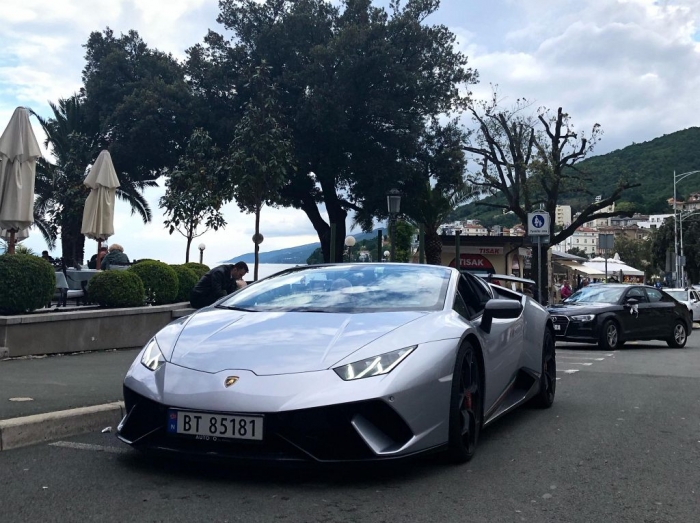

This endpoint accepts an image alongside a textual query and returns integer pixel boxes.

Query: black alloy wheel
[599,320,621,350]
[667,321,688,348]
[531,328,556,408]
[447,342,483,464]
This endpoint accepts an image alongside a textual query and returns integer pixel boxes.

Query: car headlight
[571,314,596,322]
[333,346,416,381]
[141,338,165,371]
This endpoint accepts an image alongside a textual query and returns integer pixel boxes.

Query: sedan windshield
[665,290,687,302]
[219,264,452,313]
[565,285,626,304]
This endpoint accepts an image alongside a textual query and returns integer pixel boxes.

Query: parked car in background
[548,284,691,350]
[665,288,700,323]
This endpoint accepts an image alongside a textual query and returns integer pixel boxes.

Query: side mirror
[480,299,523,334]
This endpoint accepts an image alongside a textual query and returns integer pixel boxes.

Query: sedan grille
[551,315,570,336]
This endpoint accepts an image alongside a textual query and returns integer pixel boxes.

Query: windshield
[665,290,687,301]
[218,264,452,313]
[564,285,626,304]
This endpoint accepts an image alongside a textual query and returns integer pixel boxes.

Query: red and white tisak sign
[449,254,495,270]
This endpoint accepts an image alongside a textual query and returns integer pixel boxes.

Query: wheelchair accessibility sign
[527,211,550,236]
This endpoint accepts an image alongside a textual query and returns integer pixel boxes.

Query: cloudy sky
[1,0,699,264]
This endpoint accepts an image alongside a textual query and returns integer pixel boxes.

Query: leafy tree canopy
[188,0,475,261]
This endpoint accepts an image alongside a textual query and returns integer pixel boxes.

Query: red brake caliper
[464,390,472,410]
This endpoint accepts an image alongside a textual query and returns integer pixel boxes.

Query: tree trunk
[425,228,442,265]
[60,222,85,267]
[185,234,192,263]
[254,205,261,281]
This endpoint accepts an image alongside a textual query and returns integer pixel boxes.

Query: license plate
[554,324,562,331]
[167,409,263,441]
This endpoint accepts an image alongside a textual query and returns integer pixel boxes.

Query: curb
[0,402,125,451]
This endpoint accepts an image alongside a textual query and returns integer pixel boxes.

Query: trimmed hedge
[87,270,145,308]
[128,260,179,305]
[171,265,199,303]
[182,262,210,279]
[0,254,55,314]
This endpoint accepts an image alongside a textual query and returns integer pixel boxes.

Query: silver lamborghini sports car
[117,264,556,463]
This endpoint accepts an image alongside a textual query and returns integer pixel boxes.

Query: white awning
[558,261,605,276]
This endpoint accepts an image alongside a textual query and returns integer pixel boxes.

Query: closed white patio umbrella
[1,226,29,242]
[0,107,41,253]
[81,150,120,269]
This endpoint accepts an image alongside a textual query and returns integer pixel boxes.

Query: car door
[690,290,700,321]
[644,287,675,339]
[619,286,651,339]
[458,273,524,411]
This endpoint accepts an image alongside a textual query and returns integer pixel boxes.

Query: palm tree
[406,182,473,265]
[31,94,154,266]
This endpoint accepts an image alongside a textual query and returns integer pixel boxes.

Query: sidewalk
[0,349,139,450]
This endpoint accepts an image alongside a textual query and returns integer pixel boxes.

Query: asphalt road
[1,339,699,522]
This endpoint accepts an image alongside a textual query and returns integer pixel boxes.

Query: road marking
[564,362,593,366]
[557,356,605,361]
[556,369,580,374]
[49,441,128,454]
[557,350,614,357]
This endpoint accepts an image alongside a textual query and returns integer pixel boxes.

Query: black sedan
[548,284,692,350]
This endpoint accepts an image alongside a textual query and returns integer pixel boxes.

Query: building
[610,214,647,227]
[560,227,599,256]
[637,214,672,229]
[555,205,572,227]
[583,201,615,228]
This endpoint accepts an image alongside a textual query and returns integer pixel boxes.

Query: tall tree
[82,28,196,183]
[399,120,472,265]
[465,97,639,298]
[32,95,152,266]
[651,217,700,284]
[227,64,295,281]
[159,129,227,263]
[188,0,474,261]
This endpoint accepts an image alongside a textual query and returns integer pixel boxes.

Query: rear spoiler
[482,274,535,286]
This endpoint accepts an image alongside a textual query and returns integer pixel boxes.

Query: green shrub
[128,260,179,305]
[0,254,55,314]
[87,271,145,308]
[182,262,209,279]
[171,265,199,303]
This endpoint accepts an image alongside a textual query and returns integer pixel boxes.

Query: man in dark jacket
[190,262,249,309]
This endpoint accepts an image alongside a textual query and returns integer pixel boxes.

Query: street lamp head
[386,188,401,215]
[383,250,390,258]
[344,235,356,247]
[198,243,206,251]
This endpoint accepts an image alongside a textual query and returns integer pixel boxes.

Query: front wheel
[667,321,688,348]
[447,342,483,464]
[599,320,621,350]
[531,329,556,408]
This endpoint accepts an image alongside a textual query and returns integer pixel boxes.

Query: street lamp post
[673,170,700,286]
[344,235,356,262]
[386,189,401,262]
[198,243,206,264]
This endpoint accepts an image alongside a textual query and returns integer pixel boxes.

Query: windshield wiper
[215,305,256,312]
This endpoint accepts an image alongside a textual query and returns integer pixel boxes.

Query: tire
[531,329,556,409]
[599,320,621,350]
[667,321,688,348]
[447,341,483,464]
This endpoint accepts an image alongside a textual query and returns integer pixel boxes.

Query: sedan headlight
[571,314,596,322]
[141,338,165,371]
[334,346,416,381]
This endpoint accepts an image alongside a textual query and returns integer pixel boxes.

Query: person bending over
[190,262,249,309]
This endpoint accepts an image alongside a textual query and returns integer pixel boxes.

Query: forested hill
[453,126,700,226]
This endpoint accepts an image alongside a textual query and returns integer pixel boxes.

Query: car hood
[167,308,428,375]
[548,302,618,315]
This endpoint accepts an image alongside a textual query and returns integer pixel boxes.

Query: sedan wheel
[447,342,483,463]
[531,329,556,408]
[667,321,688,348]
[599,320,620,350]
